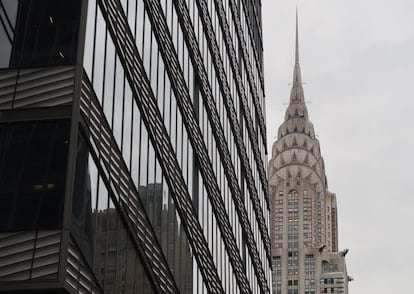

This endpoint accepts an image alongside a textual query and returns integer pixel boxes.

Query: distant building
[0,0,270,293]
[268,14,350,294]
[93,184,191,294]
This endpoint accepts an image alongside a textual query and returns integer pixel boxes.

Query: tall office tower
[0,0,270,293]
[268,16,349,294]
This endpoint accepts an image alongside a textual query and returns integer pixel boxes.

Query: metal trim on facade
[0,66,75,110]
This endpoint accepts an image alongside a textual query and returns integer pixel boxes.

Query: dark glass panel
[71,135,94,266]
[54,22,78,64]
[0,124,24,230]
[12,122,53,230]
[0,119,70,231]
[0,0,82,68]
[33,25,56,65]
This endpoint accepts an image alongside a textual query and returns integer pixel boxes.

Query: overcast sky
[262,0,414,293]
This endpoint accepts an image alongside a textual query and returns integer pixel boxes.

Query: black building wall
[0,0,270,293]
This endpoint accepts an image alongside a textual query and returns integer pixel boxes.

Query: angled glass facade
[0,0,270,293]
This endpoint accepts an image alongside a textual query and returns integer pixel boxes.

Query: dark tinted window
[0,0,81,68]
[0,119,70,231]
[71,134,94,266]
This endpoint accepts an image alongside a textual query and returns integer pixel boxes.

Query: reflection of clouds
[142,12,152,72]
[102,35,115,122]
[2,0,18,24]
[0,0,17,67]
[0,34,11,67]
[121,87,133,166]
[112,57,124,145]
[91,9,106,100]
[88,154,99,210]
[83,0,95,76]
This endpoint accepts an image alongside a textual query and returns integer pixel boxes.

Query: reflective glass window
[0,0,18,67]
[0,0,81,68]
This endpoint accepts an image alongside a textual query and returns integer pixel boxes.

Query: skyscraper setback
[268,15,349,294]
[0,0,270,293]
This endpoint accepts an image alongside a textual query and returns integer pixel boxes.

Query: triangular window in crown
[302,139,308,148]
[303,153,309,164]
[292,152,298,163]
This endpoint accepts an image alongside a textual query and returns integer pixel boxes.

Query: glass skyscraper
[0,0,270,293]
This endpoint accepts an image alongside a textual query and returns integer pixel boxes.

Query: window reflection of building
[93,208,138,294]
[138,184,192,294]
[73,154,193,294]
[91,184,192,294]
[71,135,94,266]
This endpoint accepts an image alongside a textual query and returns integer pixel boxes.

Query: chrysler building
[268,13,350,294]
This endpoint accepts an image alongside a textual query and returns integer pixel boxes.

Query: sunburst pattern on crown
[268,12,328,194]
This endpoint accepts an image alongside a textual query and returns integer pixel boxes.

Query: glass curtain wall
[78,0,269,293]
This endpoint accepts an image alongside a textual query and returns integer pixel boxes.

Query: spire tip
[295,8,299,64]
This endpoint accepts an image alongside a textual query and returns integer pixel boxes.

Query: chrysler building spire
[287,9,307,125]
[292,8,303,89]
[295,8,300,65]
[284,10,309,126]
